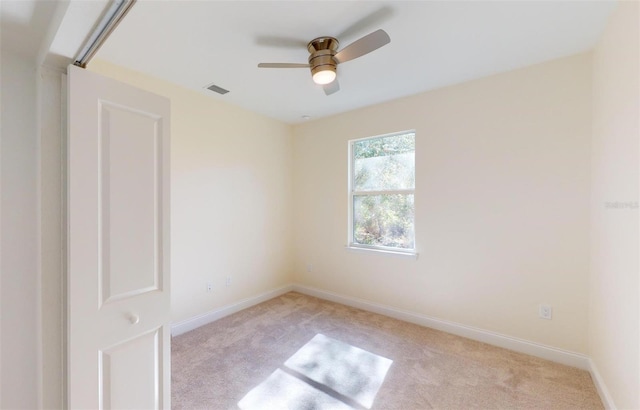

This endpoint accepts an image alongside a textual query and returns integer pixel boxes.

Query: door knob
[128,313,140,324]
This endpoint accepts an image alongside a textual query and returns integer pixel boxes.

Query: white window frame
[347,130,417,257]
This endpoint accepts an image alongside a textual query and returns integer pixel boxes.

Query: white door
[67,65,171,409]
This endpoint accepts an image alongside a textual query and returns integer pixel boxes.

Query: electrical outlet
[226,276,231,287]
[206,282,213,292]
[539,304,552,320]
[306,263,313,272]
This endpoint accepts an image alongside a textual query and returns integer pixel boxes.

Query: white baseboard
[170,282,613,406]
[588,359,617,409]
[171,284,294,336]
[292,284,591,370]
[170,282,593,371]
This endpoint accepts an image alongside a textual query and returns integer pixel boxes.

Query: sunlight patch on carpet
[238,333,393,409]
[237,369,352,410]
[285,334,393,408]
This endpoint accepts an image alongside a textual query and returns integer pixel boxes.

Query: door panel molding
[97,101,165,307]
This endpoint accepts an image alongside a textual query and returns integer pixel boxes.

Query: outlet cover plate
[539,304,552,320]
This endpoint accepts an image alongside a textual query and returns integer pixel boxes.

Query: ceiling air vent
[205,83,230,95]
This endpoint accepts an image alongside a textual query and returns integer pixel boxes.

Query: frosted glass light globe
[312,69,336,85]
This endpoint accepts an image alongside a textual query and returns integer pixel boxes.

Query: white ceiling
[0,0,111,66]
[95,0,615,124]
[0,0,60,59]
[2,1,616,124]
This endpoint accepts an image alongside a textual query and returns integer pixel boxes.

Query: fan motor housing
[307,37,339,77]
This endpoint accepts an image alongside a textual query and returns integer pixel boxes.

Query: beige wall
[0,49,39,409]
[89,60,295,323]
[293,53,592,354]
[590,2,640,408]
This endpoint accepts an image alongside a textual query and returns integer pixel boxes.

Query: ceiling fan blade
[258,63,310,68]
[334,29,390,64]
[323,80,340,96]
[337,6,394,41]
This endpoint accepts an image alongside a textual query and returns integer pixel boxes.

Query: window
[348,131,415,253]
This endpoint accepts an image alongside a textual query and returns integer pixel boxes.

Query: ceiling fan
[258,29,391,95]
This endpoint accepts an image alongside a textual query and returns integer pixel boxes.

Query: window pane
[353,194,414,249]
[353,133,415,191]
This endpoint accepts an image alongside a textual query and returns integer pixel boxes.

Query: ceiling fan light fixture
[258,30,391,95]
[312,68,336,85]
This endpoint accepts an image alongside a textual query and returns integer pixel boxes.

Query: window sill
[345,245,419,259]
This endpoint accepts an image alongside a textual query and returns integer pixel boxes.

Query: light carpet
[172,292,602,409]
